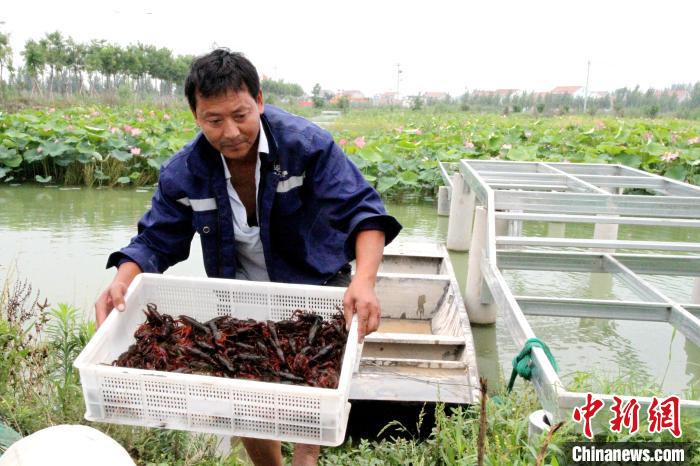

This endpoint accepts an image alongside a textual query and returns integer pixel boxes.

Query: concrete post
[593,222,619,250]
[591,217,617,297]
[465,206,497,324]
[692,278,700,304]
[509,209,523,237]
[214,435,232,457]
[437,186,450,216]
[547,222,566,238]
[495,211,508,236]
[446,173,476,251]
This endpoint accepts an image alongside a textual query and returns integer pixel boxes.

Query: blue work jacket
[107,105,402,284]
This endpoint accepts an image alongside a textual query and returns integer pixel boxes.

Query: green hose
[507,337,559,393]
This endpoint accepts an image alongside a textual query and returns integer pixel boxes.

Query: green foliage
[0,105,196,185]
[331,110,700,197]
[1,275,697,463]
[411,95,424,111]
[646,104,660,118]
[261,78,304,98]
[46,304,94,418]
[312,83,325,108]
[337,95,350,111]
[2,106,700,198]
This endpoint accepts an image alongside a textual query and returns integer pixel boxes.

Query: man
[94,49,401,466]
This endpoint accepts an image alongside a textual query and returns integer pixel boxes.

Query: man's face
[193,88,264,161]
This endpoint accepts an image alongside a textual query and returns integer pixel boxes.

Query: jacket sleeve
[106,171,195,273]
[309,134,402,259]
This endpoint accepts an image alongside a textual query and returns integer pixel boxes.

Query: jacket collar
[187,108,278,180]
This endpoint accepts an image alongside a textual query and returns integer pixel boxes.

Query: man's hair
[184,49,260,113]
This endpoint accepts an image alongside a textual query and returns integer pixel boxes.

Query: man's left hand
[342,276,380,342]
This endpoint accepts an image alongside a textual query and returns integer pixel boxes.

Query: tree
[646,104,659,118]
[411,95,423,111]
[22,39,46,93]
[0,31,12,84]
[42,31,69,95]
[311,83,324,108]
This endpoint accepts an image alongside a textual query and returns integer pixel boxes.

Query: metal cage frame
[440,159,700,421]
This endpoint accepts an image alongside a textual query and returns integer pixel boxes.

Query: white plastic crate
[74,273,361,446]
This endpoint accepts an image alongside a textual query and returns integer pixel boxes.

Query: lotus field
[1,106,699,193]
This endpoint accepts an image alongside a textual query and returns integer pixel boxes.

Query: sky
[1,0,698,97]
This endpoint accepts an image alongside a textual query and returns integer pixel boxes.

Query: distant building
[330,90,370,105]
[472,89,523,97]
[373,91,400,106]
[423,91,450,103]
[550,86,586,98]
[654,89,690,102]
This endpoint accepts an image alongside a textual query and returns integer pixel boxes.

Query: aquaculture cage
[439,160,700,423]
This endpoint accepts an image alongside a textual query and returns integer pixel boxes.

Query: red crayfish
[113,304,347,389]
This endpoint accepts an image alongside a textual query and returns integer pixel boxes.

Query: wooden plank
[365,332,465,346]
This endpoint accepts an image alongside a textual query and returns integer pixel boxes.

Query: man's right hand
[95,261,142,328]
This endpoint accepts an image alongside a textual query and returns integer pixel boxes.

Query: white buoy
[437,186,450,216]
[465,206,497,323]
[528,410,553,444]
[446,173,476,251]
[0,425,135,466]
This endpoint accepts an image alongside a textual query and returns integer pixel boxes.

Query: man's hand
[95,261,142,328]
[344,229,385,342]
[343,276,380,342]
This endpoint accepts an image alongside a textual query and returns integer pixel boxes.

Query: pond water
[1,185,698,396]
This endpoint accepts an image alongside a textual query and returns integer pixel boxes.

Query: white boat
[350,242,480,405]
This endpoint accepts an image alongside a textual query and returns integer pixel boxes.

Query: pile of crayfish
[113,304,347,389]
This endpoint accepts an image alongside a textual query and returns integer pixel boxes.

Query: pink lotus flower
[137,117,145,123]
[130,128,142,136]
[415,128,422,135]
[671,132,679,143]
[110,127,119,134]
[338,138,348,146]
[90,111,100,117]
[130,147,142,156]
[123,124,133,133]
[661,152,679,162]
[48,107,56,113]
[66,125,75,131]
[395,126,403,133]
[501,143,512,151]
[354,136,366,149]
[688,136,700,145]
[643,132,653,142]
[163,113,171,120]
[149,111,155,117]
[595,121,605,130]
[463,141,475,149]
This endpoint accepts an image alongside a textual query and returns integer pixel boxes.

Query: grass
[0,276,697,465]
